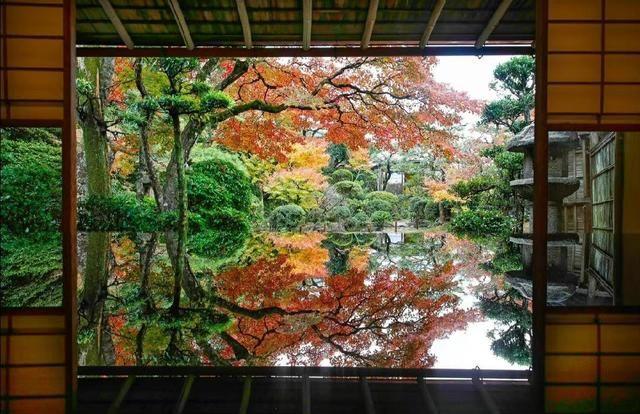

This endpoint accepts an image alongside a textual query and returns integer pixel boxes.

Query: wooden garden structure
[2,1,640,413]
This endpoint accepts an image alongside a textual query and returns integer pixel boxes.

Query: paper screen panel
[0,314,66,410]
[545,311,640,413]
[0,1,65,124]
[545,0,640,127]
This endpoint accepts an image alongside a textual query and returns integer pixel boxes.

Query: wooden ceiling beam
[97,0,134,49]
[475,0,513,48]
[419,0,446,48]
[167,0,195,50]
[77,45,534,59]
[235,0,253,48]
[302,0,312,50]
[361,0,379,49]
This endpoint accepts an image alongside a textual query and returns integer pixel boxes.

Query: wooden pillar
[62,0,78,410]
[532,0,549,411]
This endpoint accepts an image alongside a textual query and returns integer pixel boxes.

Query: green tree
[480,288,532,366]
[450,209,514,239]
[481,56,535,134]
[77,58,117,358]
[326,143,349,171]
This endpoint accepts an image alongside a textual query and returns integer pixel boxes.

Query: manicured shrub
[328,205,352,222]
[354,170,377,191]
[364,198,392,214]
[408,196,439,225]
[334,180,363,198]
[187,152,254,258]
[352,212,371,228]
[269,204,306,231]
[366,191,398,205]
[371,210,392,230]
[189,208,250,257]
[330,168,354,183]
[450,209,514,238]
[409,196,429,223]
[188,154,253,213]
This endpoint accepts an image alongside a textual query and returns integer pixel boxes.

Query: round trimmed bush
[352,212,370,228]
[371,210,392,230]
[450,209,514,238]
[187,152,254,258]
[334,180,363,198]
[328,205,352,222]
[366,191,398,205]
[269,204,306,231]
[330,168,354,183]
[354,170,377,191]
[364,198,392,214]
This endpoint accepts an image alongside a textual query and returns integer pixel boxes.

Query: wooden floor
[78,371,536,414]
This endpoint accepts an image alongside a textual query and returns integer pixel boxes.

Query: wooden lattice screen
[588,133,618,295]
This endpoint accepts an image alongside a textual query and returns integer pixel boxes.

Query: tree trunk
[438,202,446,224]
[169,113,188,314]
[79,231,110,365]
[83,121,110,196]
[78,57,114,197]
[77,58,115,366]
[382,159,392,191]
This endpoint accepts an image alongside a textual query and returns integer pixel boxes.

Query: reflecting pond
[77,231,530,369]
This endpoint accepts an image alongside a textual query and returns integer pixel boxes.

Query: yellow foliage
[349,247,370,272]
[425,180,463,203]
[348,147,371,170]
[269,233,329,277]
[287,139,330,170]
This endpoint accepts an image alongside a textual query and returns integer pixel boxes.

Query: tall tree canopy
[480,56,535,134]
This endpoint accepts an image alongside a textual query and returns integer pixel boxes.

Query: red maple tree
[212,252,476,367]
[211,57,480,161]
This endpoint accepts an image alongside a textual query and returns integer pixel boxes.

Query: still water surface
[78,231,530,369]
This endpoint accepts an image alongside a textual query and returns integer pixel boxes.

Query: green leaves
[269,204,306,231]
[334,180,364,198]
[200,90,233,111]
[76,78,94,97]
[481,55,534,134]
[330,168,354,183]
[481,98,532,134]
[187,149,254,258]
[450,209,514,239]
[78,194,176,232]
[0,130,61,234]
[371,210,392,230]
[158,94,198,113]
[150,57,199,80]
[366,191,399,205]
[492,56,535,99]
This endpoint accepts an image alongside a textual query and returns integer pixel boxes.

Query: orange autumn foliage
[213,254,477,367]
[215,57,479,162]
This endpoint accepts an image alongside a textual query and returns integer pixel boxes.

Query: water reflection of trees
[78,231,478,367]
